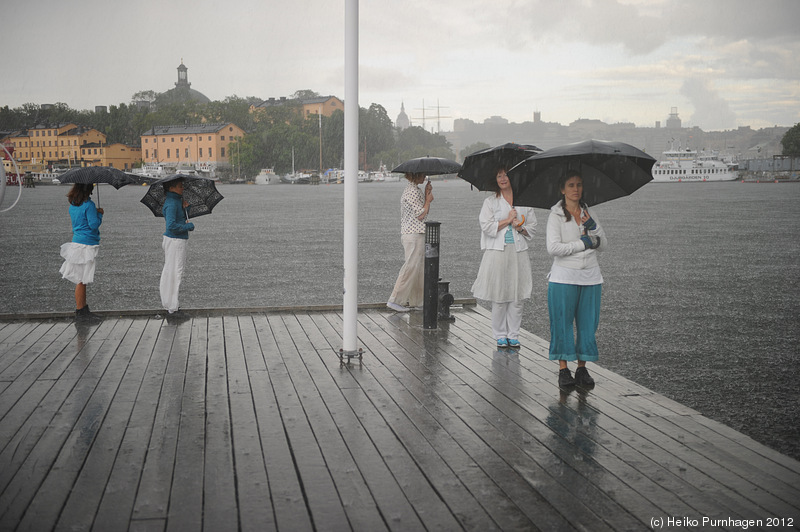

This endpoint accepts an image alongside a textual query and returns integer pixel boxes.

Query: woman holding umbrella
[471,166,537,348]
[546,170,606,388]
[59,183,104,322]
[160,178,195,320]
[387,172,434,312]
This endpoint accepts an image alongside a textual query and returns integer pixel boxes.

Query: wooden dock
[1,304,799,531]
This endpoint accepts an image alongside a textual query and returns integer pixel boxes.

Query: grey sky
[3,0,798,132]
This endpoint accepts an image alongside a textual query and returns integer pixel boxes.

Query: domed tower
[160,60,211,104]
[396,101,410,130]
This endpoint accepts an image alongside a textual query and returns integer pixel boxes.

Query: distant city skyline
[2,0,798,133]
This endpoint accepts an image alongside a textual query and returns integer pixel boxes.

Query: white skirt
[59,242,99,285]
[471,245,532,303]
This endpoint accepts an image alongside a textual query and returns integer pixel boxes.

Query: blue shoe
[496,338,508,348]
[507,339,521,348]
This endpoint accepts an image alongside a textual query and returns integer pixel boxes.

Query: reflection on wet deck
[1,305,799,530]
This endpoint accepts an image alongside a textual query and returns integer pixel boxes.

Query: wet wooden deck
[1,304,799,531]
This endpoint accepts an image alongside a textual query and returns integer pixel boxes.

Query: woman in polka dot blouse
[387,172,434,312]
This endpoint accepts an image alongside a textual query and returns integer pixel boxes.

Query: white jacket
[546,202,607,270]
[478,195,537,251]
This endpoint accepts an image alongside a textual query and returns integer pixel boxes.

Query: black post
[423,221,441,330]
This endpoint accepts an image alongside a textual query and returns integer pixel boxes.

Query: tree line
[0,90,458,177]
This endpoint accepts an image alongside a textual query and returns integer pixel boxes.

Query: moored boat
[651,143,737,182]
[255,168,280,185]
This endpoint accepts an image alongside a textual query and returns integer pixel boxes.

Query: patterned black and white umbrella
[140,174,224,219]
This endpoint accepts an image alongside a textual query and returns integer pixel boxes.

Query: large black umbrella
[458,142,542,192]
[509,139,656,209]
[392,156,461,176]
[58,166,137,205]
[140,174,224,218]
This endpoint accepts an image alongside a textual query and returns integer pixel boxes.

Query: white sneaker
[387,302,410,312]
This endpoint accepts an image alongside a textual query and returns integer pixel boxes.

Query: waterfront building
[140,122,245,170]
[250,95,343,120]
[0,123,139,172]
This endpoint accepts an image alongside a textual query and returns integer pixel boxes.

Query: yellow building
[79,142,142,170]
[140,123,245,168]
[0,124,137,172]
[250,95,343,120]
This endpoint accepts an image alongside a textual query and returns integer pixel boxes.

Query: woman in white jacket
[546,171,606,387]
[471,166,537,348]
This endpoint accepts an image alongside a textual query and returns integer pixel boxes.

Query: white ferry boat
[651,145,737,182]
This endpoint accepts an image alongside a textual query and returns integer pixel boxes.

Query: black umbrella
[140,174,224,218]
[509,139,656,209]
[391,156,461,176]
[58,166,137,205]
[458,142,542,192]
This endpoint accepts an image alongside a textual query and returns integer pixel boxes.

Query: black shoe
[75,305,102,323]
[166,310,190,322]
[575,366,595,387]
[558,368,576,387]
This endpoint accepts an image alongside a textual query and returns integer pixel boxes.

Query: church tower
[176,60,191,89]
[396,101,410,130]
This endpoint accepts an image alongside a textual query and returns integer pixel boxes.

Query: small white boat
[255,168,280,185]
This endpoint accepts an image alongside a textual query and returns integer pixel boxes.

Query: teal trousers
[548,282,602,361]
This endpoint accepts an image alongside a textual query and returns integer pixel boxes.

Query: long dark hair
[488,164,509,197]
[67,183,93,206]
[558,170,587,222]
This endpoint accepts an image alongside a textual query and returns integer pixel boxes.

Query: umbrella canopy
[140,174,224,218]
[58,166,138,189]
[391,156,461,176]
[458,142,542,192]
[509,139,656,209]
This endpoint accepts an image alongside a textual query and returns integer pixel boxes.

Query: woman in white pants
[471,167,537,348]
[160,179,194,319]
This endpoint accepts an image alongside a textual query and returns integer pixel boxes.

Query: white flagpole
[342,0,359,357]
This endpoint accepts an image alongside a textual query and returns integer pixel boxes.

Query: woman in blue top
[160,178,195,320]
[59,183,104,322]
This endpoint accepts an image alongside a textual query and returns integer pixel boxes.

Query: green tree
[460,142,491,160]
[395,126,455,161]
[361,104,394,170]
[781,123,800,156]
[292,89,321,101]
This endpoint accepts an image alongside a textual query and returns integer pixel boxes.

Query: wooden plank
[93,318,171,531]
[326,311,506,531]
[225,315,275,531]
[201,316,238,531]
[444,309,795,521]
[53,320,149,531]
[264,313,351,531]
[283,313,404,532]
[167,317,208,532]
[250,315,314,532]
[6,319,132,531]
[131,320,188,521]
[0,322,77,456]
[359,310,586,531]
[0,322,42,374]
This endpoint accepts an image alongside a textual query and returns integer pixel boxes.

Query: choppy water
[2,179,799,460]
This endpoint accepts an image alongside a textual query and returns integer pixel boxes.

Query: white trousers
[491,301,524,340]
[160,236,187,313]
[388,233,425,308]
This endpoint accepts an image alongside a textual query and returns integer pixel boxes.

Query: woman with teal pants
[545,171,606,388]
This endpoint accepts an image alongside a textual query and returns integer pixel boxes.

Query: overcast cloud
[2,0,798,131]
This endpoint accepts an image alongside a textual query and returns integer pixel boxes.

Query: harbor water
[1,179,798,460]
